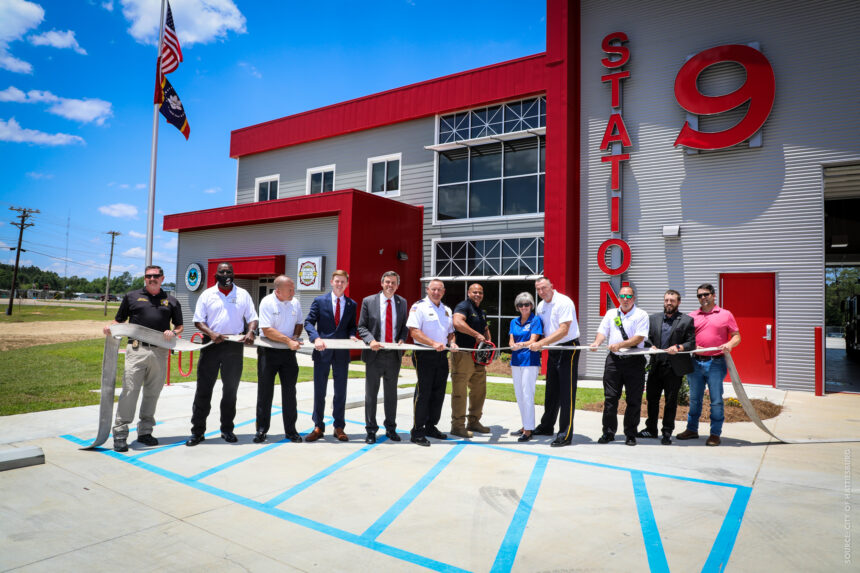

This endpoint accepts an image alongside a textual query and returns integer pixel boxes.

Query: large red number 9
[674,44,775,150]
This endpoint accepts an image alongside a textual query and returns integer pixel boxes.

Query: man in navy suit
[357,271,409,444]
[304,269,358,442]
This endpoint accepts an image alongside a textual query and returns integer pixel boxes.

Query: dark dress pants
[644,358,683,436]
[411,351,448,439]
[312,349,349,430]
[256,347,299,435]
[536,342,580,436]
[365,350,401,433]
[191,341,244,435]
[602,354,646,438]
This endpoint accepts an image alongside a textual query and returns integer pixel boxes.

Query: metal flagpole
[145,0,167,267]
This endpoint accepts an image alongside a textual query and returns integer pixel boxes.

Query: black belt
[129,339,157,349]
[694,354,714,361]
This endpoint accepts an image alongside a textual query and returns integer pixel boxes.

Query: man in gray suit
[357,271,409,444]
[637,289,696,444]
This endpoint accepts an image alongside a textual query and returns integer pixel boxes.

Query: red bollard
[814,326,823,396]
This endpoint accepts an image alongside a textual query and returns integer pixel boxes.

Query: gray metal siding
[580,0,860,389]
[172,217,338,339]
[236,118,437,204]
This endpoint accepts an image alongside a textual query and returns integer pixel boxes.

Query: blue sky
[0,0,547,283]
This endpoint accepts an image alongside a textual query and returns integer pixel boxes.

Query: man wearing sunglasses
[103,265,183,452]
[676,283,741,447]
[589,285,649,446]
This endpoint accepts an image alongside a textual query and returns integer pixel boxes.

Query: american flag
[160,1,183,75]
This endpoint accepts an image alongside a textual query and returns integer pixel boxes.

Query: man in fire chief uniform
[407,279,458,447]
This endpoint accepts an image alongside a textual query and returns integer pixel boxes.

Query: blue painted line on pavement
[362,443,466,541]
[702,485,752,573]
[60,434,468,573]
[264,436,388,507]
[189,438,289,481]
[490,455,548,573]
[631,470,670,573]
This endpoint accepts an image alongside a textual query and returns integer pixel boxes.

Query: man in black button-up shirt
[637,289,695,444]
[450,283,492,438]
[103,265,183,451]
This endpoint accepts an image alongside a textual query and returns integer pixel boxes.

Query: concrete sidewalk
[1,372,859,572]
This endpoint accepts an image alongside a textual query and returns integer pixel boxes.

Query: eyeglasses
[145,274,162,279]
[618,294,634,300]
[697,293,712,299]
[516,303,531,308]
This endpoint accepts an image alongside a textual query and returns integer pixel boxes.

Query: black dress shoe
[185,434,205,447]
[385,430,402,442]
[625,436,637,446]
[550,436,572,447]
[411,436,431,447]
[285,432,303,443]
[365,433,377,444]
[113,438,128,452]
[532,426,554,436]
[661,434,672,445]
[253,431,267,443]
[136,434,158,446]
[597,433,615,444]
[511,428,524,436]
[517,433,532,443]
[636,430,657,439]
[221,431,238,443]
[426,428,447,440]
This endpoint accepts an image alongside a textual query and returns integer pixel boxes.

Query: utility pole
[6,207,39,316]
[104,231,120,316]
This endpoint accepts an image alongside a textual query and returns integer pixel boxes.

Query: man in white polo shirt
[186,262,258,446]
[254,275,303,444]
[528,276,581,447]
[589,284,649,446]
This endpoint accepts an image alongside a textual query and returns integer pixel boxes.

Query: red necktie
[334,297,341,327]
[385,298,393,343]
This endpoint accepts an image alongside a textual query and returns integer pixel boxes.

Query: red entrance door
[719,273,776,386]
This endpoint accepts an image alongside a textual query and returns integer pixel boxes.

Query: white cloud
[5,257,33,266]
[118,183,129,189]
[0,240,8,248]
[203,186,219,194]
[238,61,261,78]
[28,29,87,55]
[122,247,173,263]
[0,86,113,125]
[98,203,138,218]
[0,117,84,146]
[122,246,145,258]
[26,171,53,179]
[163,237,177,249]
[0,0,43,74]
[128,230,145,239]
[135,183,146,189]
[120,0,245,46]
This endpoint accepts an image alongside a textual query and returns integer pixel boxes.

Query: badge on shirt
[161,299,169,306]
[137,297,148,302]
[524,324,531,331]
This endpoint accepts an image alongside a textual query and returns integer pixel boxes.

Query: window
[367,154,401,196]
[436,136,545,221]
[306,165,335,195]
[439,96,546,144]
[255,175,279,202]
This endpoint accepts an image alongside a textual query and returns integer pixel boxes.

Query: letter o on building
[597,238,631,276]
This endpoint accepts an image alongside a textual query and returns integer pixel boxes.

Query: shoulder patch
[137,297,148,302]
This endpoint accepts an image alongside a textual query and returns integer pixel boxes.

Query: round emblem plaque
[184,262,204,291]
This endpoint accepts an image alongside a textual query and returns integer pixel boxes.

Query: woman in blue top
[508,292,543,442]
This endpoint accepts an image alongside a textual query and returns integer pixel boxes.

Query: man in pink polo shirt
[676,283,741,446]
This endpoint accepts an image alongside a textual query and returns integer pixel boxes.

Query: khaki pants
[113,344,168,439]
[450,351,486,429]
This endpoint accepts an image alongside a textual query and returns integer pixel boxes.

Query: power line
[6,206,40,316]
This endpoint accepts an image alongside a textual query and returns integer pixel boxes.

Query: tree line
[0,263,175,297]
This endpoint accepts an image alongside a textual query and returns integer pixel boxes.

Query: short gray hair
[514,291,535,310]
[381,271,400,284]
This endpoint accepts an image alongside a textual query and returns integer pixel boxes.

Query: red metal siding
[229,54,549,158]
[206,255,286,287]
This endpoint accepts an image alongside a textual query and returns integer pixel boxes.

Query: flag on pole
[154,0,183,105]
[159,75,190,140]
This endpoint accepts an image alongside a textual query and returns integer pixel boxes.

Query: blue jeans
[686,356,727,436]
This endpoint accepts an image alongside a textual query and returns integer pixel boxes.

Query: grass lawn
[0,339,362,415]
[0,304,119,323]
[398,380,605,410]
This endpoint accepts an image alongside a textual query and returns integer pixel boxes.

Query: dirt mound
[0,320,105,351]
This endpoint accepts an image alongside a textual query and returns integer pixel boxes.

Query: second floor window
[256,176,278,202]
[307,165,335,194]
[367,154,401,196]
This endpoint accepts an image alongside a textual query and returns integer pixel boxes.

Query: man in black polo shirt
[450,283,492,438]
[103,265,183,452]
